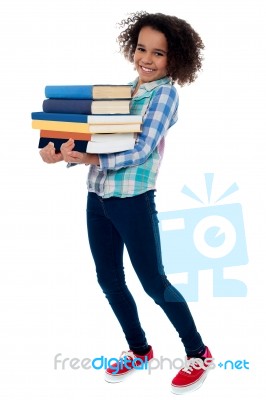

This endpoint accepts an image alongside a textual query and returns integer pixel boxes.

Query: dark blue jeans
[86,190,205,356]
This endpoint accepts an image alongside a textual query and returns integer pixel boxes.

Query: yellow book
[32,120,141,134]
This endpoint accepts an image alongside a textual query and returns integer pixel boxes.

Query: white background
[0,0,265,398]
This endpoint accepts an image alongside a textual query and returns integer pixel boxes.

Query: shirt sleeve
[98,85,178,171]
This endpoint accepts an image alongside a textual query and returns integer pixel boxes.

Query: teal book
[31,112,142,124]
[45,85,132,99]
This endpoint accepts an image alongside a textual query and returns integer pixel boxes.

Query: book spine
[45,85,93,99]
[32,120,91,133]
[42,99,93,114]
[31,112,142,124]
[38,137,88,152]
[32,112,89,123]
[40,130,92,141]
[33,120,141,133]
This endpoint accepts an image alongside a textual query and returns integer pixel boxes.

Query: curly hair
[117,11,205,86]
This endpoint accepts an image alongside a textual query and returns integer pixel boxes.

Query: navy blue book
[38,137,88,152]
[38,135,136,154]
[43,99,94,114]
[42,99,131,115]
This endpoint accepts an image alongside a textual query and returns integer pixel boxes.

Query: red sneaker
[171,347,213,394]
[104,346,153,383]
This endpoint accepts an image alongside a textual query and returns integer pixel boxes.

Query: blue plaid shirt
[86,76,178,198]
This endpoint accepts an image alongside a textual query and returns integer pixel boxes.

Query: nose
[142,52,153,64]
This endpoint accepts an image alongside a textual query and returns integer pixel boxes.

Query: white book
[86,133,136,153]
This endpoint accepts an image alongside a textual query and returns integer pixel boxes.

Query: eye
[136,46,145,52]
[154,52,164,57]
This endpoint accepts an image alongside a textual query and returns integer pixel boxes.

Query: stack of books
[31,85,142,153]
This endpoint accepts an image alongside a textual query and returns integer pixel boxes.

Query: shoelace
[182,358,203,374]
[118,350,136,362]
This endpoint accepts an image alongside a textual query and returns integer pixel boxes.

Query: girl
[40,12,213,395]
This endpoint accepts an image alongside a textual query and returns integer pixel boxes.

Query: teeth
[141,66,153,72]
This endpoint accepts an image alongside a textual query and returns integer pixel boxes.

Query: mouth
[140,65,155,73]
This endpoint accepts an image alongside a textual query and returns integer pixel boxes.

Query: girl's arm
[98,85,178,171]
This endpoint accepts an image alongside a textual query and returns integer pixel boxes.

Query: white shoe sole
[104,357,154,383]
[171,370,209,395]
[104,368,136,383]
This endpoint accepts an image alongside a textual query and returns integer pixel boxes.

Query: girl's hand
[39,142,64,163]
[60,139,99,165]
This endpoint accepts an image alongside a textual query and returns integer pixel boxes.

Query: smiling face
[133,26,168,86]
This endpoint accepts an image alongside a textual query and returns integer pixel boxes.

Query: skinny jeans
[86,190,205,356]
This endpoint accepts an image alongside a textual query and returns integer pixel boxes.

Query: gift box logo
[158,173,249,301]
